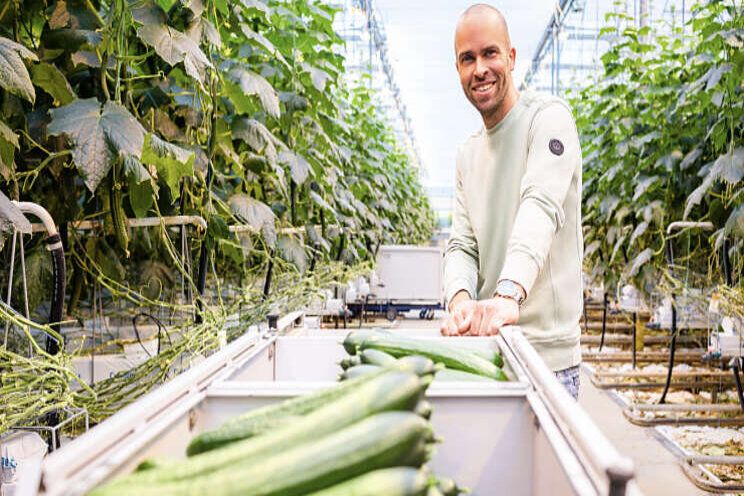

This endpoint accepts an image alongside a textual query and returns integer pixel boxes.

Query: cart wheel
[426,309,435,320]
[386,307,398,322]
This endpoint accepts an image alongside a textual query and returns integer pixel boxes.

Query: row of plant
[572,1,743,309]
[0,0,434,435]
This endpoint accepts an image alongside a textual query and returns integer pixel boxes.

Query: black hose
[262,250,274,300]
[659,302,677,404]
[632,312,637,370]
[659,237,676,404]
[598,292,608,351]
[731,358,744,414]
[46,234,66,355]
[723,238,732,287]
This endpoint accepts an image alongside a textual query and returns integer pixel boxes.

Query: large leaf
[31,62,75,105]
[0,119,19,149]
[232,117,281,165]
[277,235,308,273]
[629,221,649,246]
[48,98,147,191]
[136,25,212,84]
[228,193,277,248]
[278,150,311,185]
[0,36,38,103]
[44,0,103,51]
[140,134,194,199]
[305,223,330,252]
[300,62,332,92]
[240,24,290,69]
[711,147,744,185]
[224,64,280,119]
[627,248,654,278]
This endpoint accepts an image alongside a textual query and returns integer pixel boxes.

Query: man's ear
[509,47,516,71]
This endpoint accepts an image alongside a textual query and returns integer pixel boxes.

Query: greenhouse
[0,0,741,494]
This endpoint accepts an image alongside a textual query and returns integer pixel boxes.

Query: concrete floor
[578,368,712,496]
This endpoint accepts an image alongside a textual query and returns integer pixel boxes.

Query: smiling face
[455,8,518,128]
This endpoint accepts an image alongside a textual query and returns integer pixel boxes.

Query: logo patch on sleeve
[549,139,564,156]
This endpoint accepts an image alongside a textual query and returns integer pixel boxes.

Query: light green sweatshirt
[444,90,583,371]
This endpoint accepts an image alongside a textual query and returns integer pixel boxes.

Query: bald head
[454,3,519,129]
[456,4,511,52]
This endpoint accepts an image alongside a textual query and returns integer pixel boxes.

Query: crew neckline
[485,90,529,135]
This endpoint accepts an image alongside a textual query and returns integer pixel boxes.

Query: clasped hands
[440,293,519,336]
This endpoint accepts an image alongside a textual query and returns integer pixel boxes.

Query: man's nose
[474,57,488,78]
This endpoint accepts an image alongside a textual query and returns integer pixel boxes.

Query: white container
[1,431,47,496]
[373,245,443,304]
[38,327,636,496]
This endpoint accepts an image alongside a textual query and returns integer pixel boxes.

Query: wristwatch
[494,280,526,307]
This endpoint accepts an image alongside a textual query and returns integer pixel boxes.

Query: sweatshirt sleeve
[443,146,479,304]
[498,101,581,296]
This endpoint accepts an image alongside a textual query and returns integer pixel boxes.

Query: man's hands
[440,292,520,336]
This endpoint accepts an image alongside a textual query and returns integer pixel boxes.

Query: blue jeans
[555,365,580,400]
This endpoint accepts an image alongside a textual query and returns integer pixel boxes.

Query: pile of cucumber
[340,329,508,383]
[91,354,466,496]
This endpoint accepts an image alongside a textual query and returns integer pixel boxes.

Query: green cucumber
[111,371,428,486]
[360,348,397,366]
[434,368,495,382]
[187,357,433,456]
[414,400,433,420]
[305,467,430,496]
[339,364,380,380]
[339,355,362,370]
[357,334,508,380]
[94,412,433,496]
[472,348,504,368]
[342,328,391,354]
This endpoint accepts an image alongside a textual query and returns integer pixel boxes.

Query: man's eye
[486,50,496,56]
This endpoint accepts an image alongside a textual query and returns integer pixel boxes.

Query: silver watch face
[497,280,522,303]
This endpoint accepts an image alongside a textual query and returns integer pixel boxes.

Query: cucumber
[110,161,130,257]
[339,355,361,370]
[342,328,391,354]
[471,348,505,368]
[114,371,428,486]
[434,477,467,495]
[187,357,432,456]
[305,467,430,496]
[434,368,494,382]
[339,364,380,380]
[94,412,433,496]
[414,400,433,420]
[357,334,508,380]
[360,348,397,366]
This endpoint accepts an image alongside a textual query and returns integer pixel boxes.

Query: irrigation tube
[659,221,714,404]
[12,201,65,355]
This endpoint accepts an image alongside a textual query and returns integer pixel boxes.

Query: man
[441,4,583,398]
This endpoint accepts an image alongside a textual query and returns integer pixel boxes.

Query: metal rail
[30,215,207,233]
[502,327,636,495]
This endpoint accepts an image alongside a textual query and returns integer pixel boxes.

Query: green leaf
[300,62,332,92]
[240,0,269,19]
[140,134,194,199]
[232,117,281,165]
[0,119,19,149]
[86,237,125,282]
[185,17,221,47]
[0,36,38,103]
[277,234,307,273]
[629,221,648,246]
[309,191,336,217]
[711,148,744,185]
[240,24,290,69]
[47,98,147,191]
[228,193,277,248]
[224,64,280,119]
[131,0,168,25]
[136,24,212,84]
[627,248,654,278]
[278,150,311,185]
[725,205,744,237]
[31,62,75,105]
